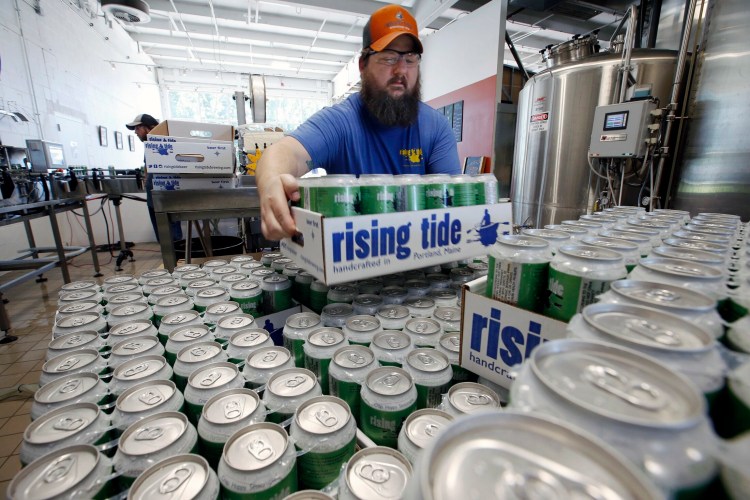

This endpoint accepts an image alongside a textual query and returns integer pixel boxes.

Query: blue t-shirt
[289,93,460,175]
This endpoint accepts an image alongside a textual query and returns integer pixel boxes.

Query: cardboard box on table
[145,120,235,175]
[280,202,513,285]
[459,276,568,389]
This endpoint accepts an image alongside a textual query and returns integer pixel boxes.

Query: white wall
[0,0,160,261]
[420,0,506,102]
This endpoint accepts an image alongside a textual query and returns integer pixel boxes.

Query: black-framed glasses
[367,49,421,67]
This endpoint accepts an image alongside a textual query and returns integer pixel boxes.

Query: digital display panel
[604,111,629,131]
[48,144,66,167]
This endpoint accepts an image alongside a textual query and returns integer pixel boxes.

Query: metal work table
[152,187,260,271]
[0,196,101,338]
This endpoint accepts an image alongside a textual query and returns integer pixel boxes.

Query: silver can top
[295,395,351,435]
[177,342,224,363]
[229,328,270,348]
[223,422,287,472]
[203,388,260,425]
[110,320,155,337]
[216,314,256,331]
[59,290,99,303]
[111,336,160,357]
[117,380,178,413]
[403,409,453,449]
[403,297,436,310]
[557,245,624,262]
[170,325,212,343]
[405,318,441,337]
[663,237,729,254]
[195,287,228,299]
[162,310,202,326]
[60,280,99,292]
[366,367,413,397]
[433,307,461,323]
[406,349,450,374]
[266,368,318,398]
[119,412,190,457]
[24,402,100,444]
[230,280,260,292]
[530,339,704,427]
[376,305,410,320]
[372,331,411,351]
[48,331,99,351]
[202,259,229,268]
[205,301,241,315]
[286,312,321,330]
[448,382,501,414]
[332,345,375,369]
[345,315,381,333]
[307,328,345,348]
[345,447,412,500]
[438,333,460,354]
[174,264,201,273]
[34,373,101,404]
[321,303,354,318]
[212,266,237,276]
[43,349,100,375]
[55,313,101,330]
[113,356,169,382]
[150,285,183,297]
[638,257,723,280]
[8,445,102,499]
[188,362,240,391]
[104,275,137,285]
[497,234,552,250]
[108,293,146,306]
[105,284,140,295]
[610,279,716,312]
[354,294,383,306]
[581,303,713,352]
[248,347,292,370]
[109,303,151,318]
[380,286,408,298]
[57,301,101,315]
[416,411,662,500]
[128,454,213,500]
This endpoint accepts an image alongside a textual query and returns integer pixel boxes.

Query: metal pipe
[609,8,632,44]
[618,5,638,104]
[652,0,699,208]
[505,32,530,82]
[14,0,44,139]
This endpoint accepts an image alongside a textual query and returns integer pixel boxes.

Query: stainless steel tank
[511,49,679,227]
[672,0,750,220]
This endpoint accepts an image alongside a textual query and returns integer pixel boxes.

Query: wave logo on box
[331,209,505,263]
[467,306,545,380]
[146,143,174,156]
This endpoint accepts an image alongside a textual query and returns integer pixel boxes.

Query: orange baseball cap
[363,4,423,53]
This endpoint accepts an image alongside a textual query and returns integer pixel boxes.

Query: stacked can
[313,175,359,217]
[262,368,322,424]
[304,328,346,394]
[242,346,295,390]
[283,312,321,367]
[396,174,426,212]
[486,234,551,313]
[328,345,376,423]
[360,367,418,448]
[359,174,398,214]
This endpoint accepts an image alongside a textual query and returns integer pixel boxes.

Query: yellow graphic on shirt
[399,148,423,166]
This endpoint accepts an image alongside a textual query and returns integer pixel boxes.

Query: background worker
[126,113,183,243]
[256,4,460,240]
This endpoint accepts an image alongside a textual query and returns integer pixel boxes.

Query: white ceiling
[109,0,633,96]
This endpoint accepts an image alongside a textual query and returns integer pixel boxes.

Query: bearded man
[256,4,460,240]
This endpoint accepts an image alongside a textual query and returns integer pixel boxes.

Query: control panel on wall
[589,100,657,158]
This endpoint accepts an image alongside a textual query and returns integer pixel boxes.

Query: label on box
[152,175,237,191]
[281,203,512,285]
[460,277,567,389]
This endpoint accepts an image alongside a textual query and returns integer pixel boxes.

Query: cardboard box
[152,174,238,191]
[460,276,568,389]
[145,120,235,175]
[280,202,512,285]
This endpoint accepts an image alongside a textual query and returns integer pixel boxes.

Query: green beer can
[360,366,418,449]
[127,454,220,500]
[395,174,426,212]
[284,312,322,367]
[424,174,452,209]
[328,345,376,423]
[303,327,346,394]
[218,423,298,499]
[290,395,357,490]
[262,368,322,424]
[314,174,359,217]
[261,274,293,314]
[197,388,266,469]
[359,174,398,214]
[184,362,246,425]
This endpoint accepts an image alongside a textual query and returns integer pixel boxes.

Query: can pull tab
[159,464,194,494]
[247,437,273,461]
[624,319,681,346]
[584,364,666,411]
[643,289,680,303]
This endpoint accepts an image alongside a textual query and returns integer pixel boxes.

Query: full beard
[360,72,421,127]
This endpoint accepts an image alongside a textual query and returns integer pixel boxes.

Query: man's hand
[258,173,300,240]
